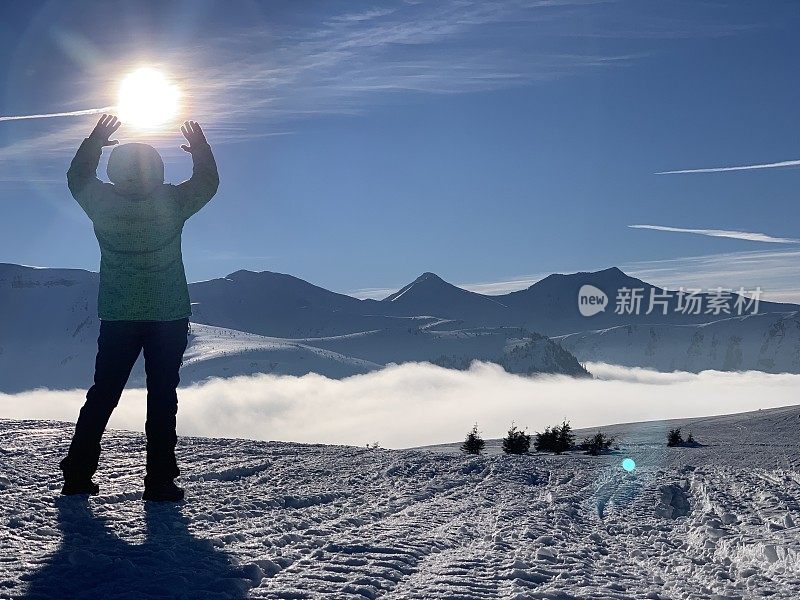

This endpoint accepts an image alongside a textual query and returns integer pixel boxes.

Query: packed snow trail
[1,406,799,599]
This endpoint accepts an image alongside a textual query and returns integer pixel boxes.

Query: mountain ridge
[3,262,798,392]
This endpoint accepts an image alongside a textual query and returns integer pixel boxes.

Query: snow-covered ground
[2,405,799,599]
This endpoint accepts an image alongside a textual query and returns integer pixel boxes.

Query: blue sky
[1,0,799,300]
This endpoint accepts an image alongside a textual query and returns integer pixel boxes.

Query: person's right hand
[180,121,208,154]
[89,114,121,146]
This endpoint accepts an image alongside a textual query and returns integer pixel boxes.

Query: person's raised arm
[174,121,219,219]
[67,114,119,219]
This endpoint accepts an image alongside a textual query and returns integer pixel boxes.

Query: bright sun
[117,67,180,129]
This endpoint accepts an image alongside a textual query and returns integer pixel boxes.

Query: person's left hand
[88,114,121,146]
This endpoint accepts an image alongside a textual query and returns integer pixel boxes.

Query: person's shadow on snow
[24,497,258,599]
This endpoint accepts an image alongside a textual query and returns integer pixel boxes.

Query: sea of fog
[2,362,798,448]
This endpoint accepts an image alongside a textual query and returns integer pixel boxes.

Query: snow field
[1,408,799,599]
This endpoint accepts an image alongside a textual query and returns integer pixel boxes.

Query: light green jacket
[67,138,219,321]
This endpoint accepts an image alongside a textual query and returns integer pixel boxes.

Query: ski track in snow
[1,409,800,599]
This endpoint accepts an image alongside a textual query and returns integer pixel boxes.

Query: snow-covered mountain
[382,271,512,324]
[556,311,800,373]
[189,266,797,337]
[501,266,797,336]
[188,269,514,337]
[189,269,397,338]
[0,264,586,392]
[3,405,800,598]
[3,260,798,391]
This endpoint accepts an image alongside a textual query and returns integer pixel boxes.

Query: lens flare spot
[117,68,180,129]
[622,458,636,472]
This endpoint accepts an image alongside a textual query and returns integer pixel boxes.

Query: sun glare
[117,67,180,129]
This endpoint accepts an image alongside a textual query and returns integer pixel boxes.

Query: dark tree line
[461,420,616,456]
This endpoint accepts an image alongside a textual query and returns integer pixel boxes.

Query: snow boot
[143,481,185,502]
[61,479,100,496]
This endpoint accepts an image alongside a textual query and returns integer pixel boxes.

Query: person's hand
[180,121,208,154]
[88,114,121,146]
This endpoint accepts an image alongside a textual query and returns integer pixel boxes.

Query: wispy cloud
[327,8,397,24]
[0,0,767,176]
[0,1,769,175]
[179,0,643,129]
[0,106,113,122]
[0,362,797,448]
[628,224,800,244]
[196,249,273,262]
[347,286,400,301]
[622,249,800,303]
[458,273,554,296]
[655,159,800,175]
[0,0,641,171]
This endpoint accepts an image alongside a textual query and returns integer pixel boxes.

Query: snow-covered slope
[293,324,588,377]
[555,311,800,373]
[177,322,589,385]
[180,323,382,381]
[2,405,799,598]
[0,263,100,392]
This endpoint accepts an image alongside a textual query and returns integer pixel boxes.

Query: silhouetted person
[59,115,219,501]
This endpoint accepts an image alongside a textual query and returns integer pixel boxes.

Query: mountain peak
[384,272,451,302]
[223,269,308,286]
[227,268,257,277]
[380,272,511,319]
[415,271,445,283]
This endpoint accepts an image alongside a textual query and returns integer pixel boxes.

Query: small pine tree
[667,428,683,447]
[534,420,575,454]
[554,420,575,454]
[686,432,695,445]
[461,423,485,455]
[581,432,615,456]
[534,426,555,452]
[502,422,531,455]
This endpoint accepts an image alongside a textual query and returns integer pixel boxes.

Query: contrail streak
[629,224,800,244]
[0,106,114,122]
[655,159,800,175]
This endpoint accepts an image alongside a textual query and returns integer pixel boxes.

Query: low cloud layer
[1,362,798,449]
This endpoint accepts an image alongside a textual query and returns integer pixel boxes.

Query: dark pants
[60,318,190,486]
